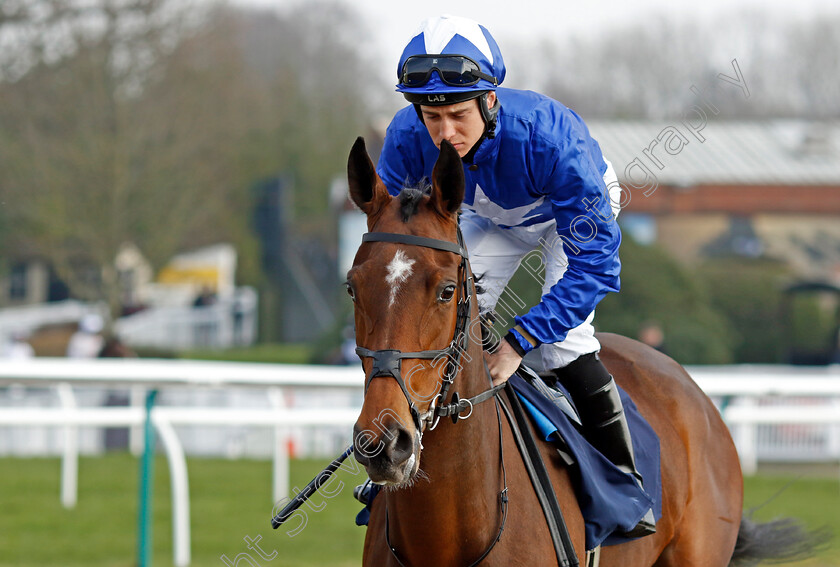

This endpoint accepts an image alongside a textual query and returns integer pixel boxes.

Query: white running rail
[1,359,839,565]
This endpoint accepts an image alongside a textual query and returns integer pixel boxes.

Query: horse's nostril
[353,414,419,485]
[388,425,415,465]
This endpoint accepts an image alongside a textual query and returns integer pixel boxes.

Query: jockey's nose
[352,420,414,471]
[439,118,457,141]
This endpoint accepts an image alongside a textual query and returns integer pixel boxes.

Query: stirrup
[353,479,372,505]
[619,469,657,537]
[620,507,656,538]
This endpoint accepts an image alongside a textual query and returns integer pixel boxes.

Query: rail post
[137,389,159,567]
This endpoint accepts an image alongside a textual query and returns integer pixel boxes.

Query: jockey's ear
[430,140,465,217]
[348,137,390,216]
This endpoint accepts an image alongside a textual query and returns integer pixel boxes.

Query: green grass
[0,454,366,567]
[178,343,314,364]
[740,473,840,566]
[0,455,837,566]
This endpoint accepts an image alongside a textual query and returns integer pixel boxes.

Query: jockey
[374,15,655,537]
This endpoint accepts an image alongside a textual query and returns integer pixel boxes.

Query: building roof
[587,120,840,186]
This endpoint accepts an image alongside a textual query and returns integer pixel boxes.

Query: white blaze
[385,250,415,307]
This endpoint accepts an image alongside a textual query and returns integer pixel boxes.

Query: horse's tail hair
[729,513,832,566]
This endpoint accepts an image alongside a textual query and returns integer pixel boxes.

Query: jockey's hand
[484,339,523,386]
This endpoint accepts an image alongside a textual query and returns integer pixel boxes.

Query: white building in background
[153,243,238,301]
[113,243,258,350]
[0,243,258,352]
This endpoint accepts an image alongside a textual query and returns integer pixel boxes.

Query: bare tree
[509,11,840,120]
[230,2,376,224]
[0,0,243,316]
[0,1,382,322]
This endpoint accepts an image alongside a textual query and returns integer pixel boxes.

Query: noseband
[354,227,505,431]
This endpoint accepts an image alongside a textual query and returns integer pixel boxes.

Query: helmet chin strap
[478,91,500,139]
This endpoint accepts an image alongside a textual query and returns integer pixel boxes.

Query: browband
[362,232,467,257]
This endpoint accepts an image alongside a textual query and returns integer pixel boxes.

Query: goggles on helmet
[401,54,499,88]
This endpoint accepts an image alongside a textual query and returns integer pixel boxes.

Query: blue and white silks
[377,87,622,355]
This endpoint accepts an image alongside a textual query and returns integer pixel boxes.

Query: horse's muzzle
[352,419,419,485]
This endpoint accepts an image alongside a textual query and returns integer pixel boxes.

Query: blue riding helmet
[396,15,505,138]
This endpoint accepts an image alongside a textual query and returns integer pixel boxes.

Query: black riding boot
[552,352,656,538]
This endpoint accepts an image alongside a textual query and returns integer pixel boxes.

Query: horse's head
[347,137,467,486]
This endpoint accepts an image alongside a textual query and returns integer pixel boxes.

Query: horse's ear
[348,137,390,216]
[430,139,465,217]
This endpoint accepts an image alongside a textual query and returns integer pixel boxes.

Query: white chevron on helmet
[416,15,494,65]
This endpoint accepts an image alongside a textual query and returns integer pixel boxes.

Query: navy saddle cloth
[508,372,661,549]
[357,372,661,551]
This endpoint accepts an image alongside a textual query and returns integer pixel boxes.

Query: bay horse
[346,136,818,566]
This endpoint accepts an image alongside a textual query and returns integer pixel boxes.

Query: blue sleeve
[376,111,426,196]
[377,131,408,196]
[510,111,621,353]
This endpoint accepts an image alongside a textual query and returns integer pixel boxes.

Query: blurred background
[0,0,839,565]
[2,0,840,364]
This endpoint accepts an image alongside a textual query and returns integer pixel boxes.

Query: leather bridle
[354,224,510,567]
[354,228,505,431]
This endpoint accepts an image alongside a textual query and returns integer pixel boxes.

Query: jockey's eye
[438,284,456,303]
[344,282,356,302]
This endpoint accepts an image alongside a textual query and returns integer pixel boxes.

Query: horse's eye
[345,283,356,302]
[438,284,456,303]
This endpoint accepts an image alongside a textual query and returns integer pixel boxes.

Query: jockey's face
[420,92,496,158]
